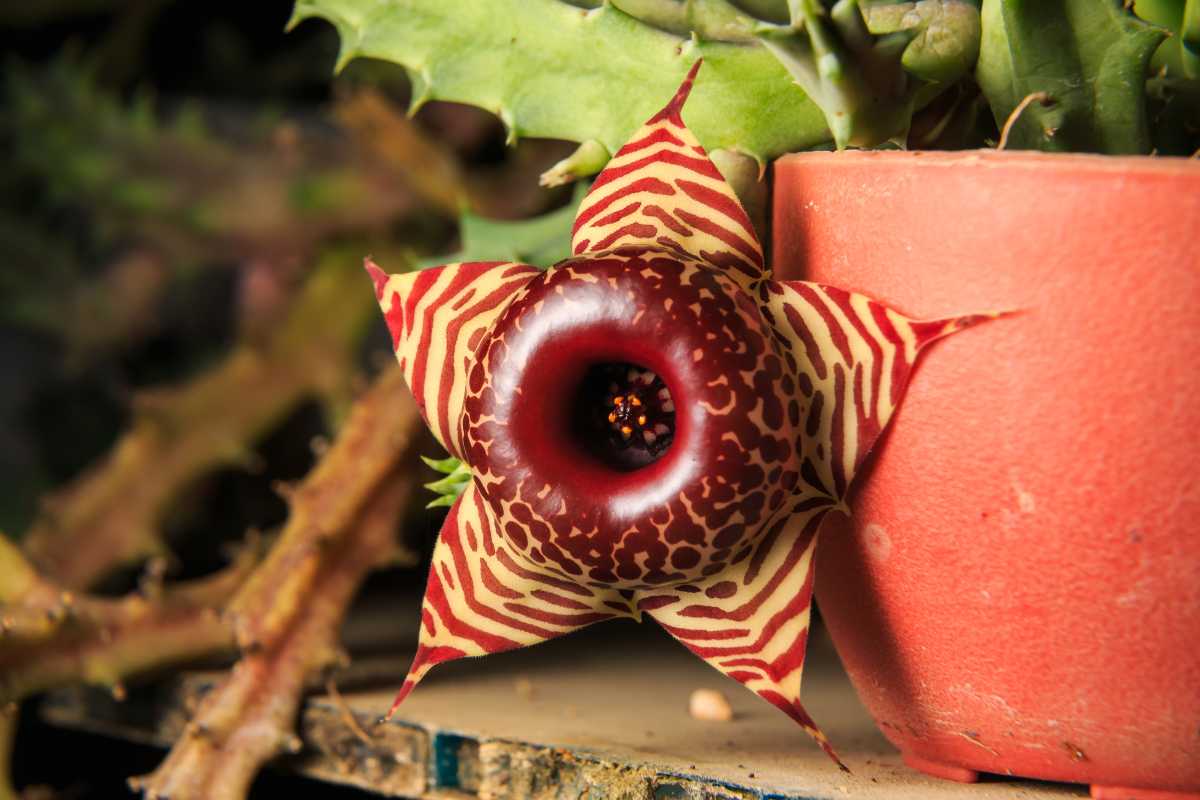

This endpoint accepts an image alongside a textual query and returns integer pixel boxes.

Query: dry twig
[130,366,423,800]
[0,534,260,705]
[20,250,382,590]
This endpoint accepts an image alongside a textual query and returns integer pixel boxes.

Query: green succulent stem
[610,0,760,41]
[861,1,982,83]
[1136,0,1200,77]
[976,0,1166,154]
[758,0,920,147]
[291,0,830,161]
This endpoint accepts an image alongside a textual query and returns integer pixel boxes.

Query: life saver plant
[366,62,990,764]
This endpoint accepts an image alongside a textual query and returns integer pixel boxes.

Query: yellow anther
[637,414,647,426]
[621,425,633,437]
[630,396,642,407]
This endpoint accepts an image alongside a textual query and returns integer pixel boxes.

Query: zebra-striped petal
[388,482,635,717]
[641,501,842,766]
[570,60,766,291]
[764,280,991,499]
[366,258,541,460]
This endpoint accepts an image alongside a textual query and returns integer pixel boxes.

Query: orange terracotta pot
[772,150,1200,800]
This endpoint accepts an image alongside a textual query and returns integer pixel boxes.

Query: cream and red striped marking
[571,61,765,293]
[367,60,990,767]
[390,482,635,712]
[366,259,540,461]
[762,281,990,502]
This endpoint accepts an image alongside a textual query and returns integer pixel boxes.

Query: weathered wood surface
[42,614,1084,799]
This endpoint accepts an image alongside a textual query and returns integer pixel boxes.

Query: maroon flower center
[570,362,675,471]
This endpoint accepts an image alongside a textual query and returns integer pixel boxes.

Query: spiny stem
[0,537,261,705]
[132,367,423,800]
[20,248,385,590]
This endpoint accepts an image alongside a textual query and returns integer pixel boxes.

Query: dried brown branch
[20,248,385,590]
[130,366,423,800]
[0,533,260,705]
[15,79,475,590]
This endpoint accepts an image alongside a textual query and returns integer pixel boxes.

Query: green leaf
[289,0,831,161]
[975,0,1166,153]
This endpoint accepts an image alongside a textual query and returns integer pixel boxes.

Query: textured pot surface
[773,150,1200,797]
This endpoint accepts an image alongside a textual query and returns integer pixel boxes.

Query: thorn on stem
[188,720,213,740]
[271,480,298,503]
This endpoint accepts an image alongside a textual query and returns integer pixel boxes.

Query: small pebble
[688,688,733,721]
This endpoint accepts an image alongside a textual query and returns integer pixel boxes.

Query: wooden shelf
[41,613,1088,799]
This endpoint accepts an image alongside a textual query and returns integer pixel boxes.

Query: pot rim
[775,147,1200,177]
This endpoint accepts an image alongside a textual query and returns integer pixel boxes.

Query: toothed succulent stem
[539,140,611,187]
[290,0,831,159]
[861,1,982,83]
[0,537,260,705]
[610,0,760,40]
[758,0,921,147]
[977,0,1165,153]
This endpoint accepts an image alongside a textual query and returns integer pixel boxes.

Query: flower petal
[388,482,636,717]
[640,502,844,768]
[570,61,766,289]
[763,279,991,500]
[366,259,540,460]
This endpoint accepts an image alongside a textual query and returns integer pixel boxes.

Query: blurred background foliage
[0,0,572,541]
[0,6,579,795]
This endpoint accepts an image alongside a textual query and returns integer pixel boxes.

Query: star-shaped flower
[366,62,985,766]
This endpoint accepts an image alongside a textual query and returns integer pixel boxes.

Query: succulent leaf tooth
[539,140,611,187]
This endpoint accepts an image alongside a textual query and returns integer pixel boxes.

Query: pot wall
[772,150,1200,796]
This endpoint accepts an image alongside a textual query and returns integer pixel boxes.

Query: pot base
[901,751,1200,800]
[901,753,978,783]
[1090,787,1200,800]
